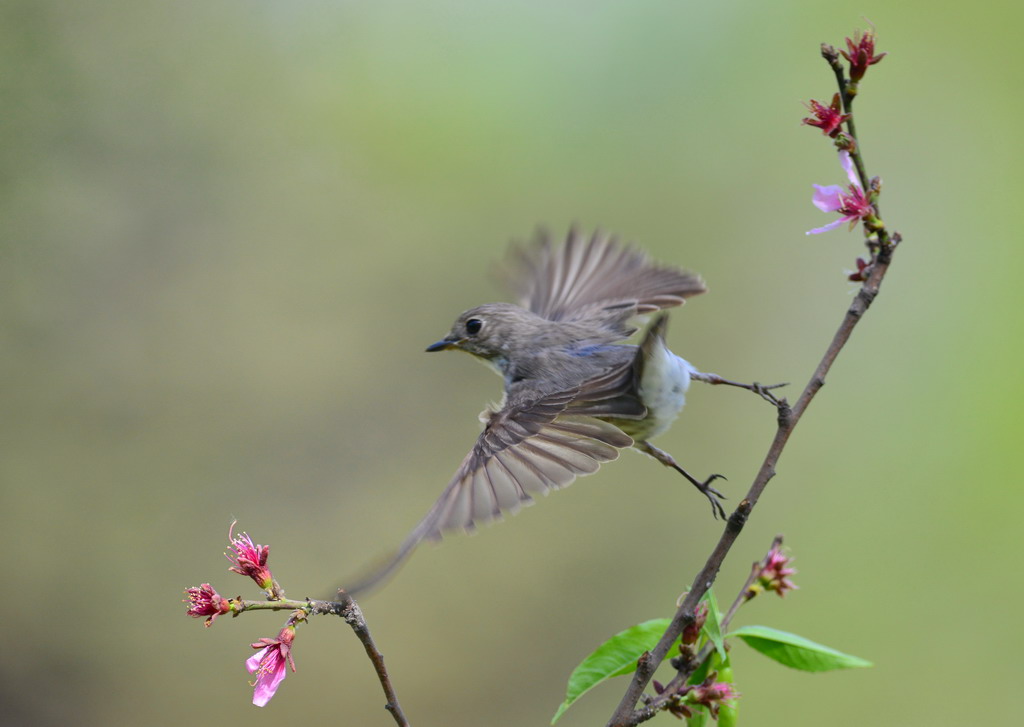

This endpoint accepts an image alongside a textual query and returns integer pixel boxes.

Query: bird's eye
[465,318,483,335]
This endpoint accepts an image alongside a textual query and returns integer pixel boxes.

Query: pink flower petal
[246,648,267,674]
[252,660,287,707]
[811,184,843,212]
[247,645,289,707]
[838,151,860,188]
[806,218,846,235]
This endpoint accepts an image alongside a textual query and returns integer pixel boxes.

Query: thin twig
[337,594,411,727]
[821,43,870,190]
[721,534,784,629]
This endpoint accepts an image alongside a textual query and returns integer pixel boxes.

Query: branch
[623,536,787,722]
[608,238,894,727]
[337,594,412,727]
[606,37,897,724]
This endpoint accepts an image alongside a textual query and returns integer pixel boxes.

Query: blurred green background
[4,1,1021,725]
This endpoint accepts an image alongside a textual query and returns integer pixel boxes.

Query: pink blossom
[688,681,740,719]
[184,583,233,627]
[246,626,297,707]
[807,151,874,235]
[841,29,886,82]
[802,94,850,137]
[226,525,274,590]
[759,546,799,598]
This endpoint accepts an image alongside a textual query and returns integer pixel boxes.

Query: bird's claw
[751,382,788,407]
[698,474,728,520]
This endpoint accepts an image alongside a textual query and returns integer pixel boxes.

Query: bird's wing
[503,227,707,323]
[414,365,637,540]
[340,363,640,595]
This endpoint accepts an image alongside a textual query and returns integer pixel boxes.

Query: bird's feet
[691,472,728,520]
[690,371,788,407]
[637,441,728,520]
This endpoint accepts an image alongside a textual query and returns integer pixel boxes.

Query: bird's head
[426,303,542,363]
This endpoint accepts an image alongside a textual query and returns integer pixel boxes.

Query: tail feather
[337,523,431,597]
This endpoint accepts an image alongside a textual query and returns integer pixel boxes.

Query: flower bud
[184,583,233,626]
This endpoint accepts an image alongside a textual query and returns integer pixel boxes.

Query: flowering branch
[721,534,790,626]
[185,527,410,726]
[606,27,898,727]
[623,537,792,723]
[815,32,897,265]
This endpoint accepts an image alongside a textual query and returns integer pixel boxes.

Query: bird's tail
[335,517,437,598]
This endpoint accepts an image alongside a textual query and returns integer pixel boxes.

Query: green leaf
[551,619,675,724]
[700,589,726,660]
[716,698,740,727]
[728,625,873,672]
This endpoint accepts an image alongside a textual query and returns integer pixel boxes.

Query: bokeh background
[4,1,1021,725]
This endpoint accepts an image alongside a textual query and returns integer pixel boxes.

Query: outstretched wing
[416,397,634,540]
[504,227,707,323]
[340,363,641,596]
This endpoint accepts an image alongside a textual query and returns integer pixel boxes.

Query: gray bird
[344,228,730,595]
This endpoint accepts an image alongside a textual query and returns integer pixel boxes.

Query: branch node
[858,286,878,308]
[776,403,793,428]
[727,500,752,532]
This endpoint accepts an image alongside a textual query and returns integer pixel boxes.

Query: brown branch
[337,594,411,727]
[628,536,786,721]
[607,236,894,726]
[606,37,900,726]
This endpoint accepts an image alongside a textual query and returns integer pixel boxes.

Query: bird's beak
[425,338,460,352]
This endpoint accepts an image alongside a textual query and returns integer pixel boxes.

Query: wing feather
[409,376,634,541]
[504,227,707,322]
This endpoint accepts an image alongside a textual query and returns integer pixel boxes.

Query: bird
[342,228,731,596]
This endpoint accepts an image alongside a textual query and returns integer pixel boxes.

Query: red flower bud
[841,29,886,82]
[225,526,274,591]
[802,94,850,137]
[682,602,709,645]
[758,546,798,598]
[847,257,870,282]
[184,583,233,626]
